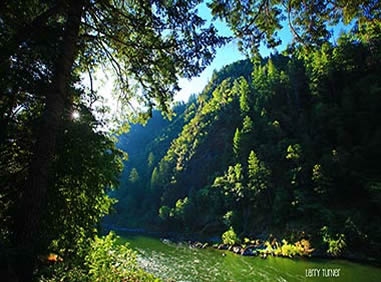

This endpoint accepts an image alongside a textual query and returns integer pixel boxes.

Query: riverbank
[189,239,381,267]
[105,224,381,268]
[118,232,381,282]
[102,224,221,242]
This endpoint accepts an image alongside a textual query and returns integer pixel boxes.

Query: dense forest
[1,0,380,281]
[109,36,381,261]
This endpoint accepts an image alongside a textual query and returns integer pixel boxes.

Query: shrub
[321,226,347,256]
[223,211,234,227]
[222,227,240,246]
[39,263,88,281]
[267,238,314,257]
[295,239,314,256]
[326,234,346,257]
[158,205,171,220]
[85,232,159,281]
[274,240,299,257]
[39,232,159,281]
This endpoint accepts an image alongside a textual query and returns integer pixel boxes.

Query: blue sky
[175,3,351,102]
[175,2,293,102]
[87,2,352,125]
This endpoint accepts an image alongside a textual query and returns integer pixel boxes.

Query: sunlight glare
[72,111,80,120]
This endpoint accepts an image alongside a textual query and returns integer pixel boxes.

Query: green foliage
[0,1,228,276]
[214,164,244,200]
[148,152,155,168]
[233,128,242,159]
[223,211,234,227]
[312,163,332,194]
[263,239,314,258]
[85,232,158,281]
[109,31,381,259]
[248,151,260,178]
[44,110,124,256]
[321,226,347,257]
[242,116,253,134]
[38,263,88,282]
[39,233,158,281]
[208,0,380,54]
[159,206,171,221]
[238,78,251,113]
[222,227,240,246]
[275,240,299,258]
[3,0,381,278]
[151,167,160,188]
[274,240,300,258]
[286,144,302,160]
[129,168,140,183]
[174,197,189,220]
[247,150,270,197]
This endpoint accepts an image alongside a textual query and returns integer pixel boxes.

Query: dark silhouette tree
[1,0,225,279]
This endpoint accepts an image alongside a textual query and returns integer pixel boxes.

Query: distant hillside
[106,59,254,227]
[108,42,381,259]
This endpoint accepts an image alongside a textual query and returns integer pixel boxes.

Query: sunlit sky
[175,2,292,102]
[86,3,351,120]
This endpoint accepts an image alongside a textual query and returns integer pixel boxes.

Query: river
[118,232,381,282]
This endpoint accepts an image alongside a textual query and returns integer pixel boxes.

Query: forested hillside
[1,0,380,280]
[113,36,381,259]
[107,59,253,226]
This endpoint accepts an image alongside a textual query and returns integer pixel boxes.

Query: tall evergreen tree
[233,128,242,160]
[147,152,155,168]
[239,78,250,113]
[151,167,159,189]
[1,0,225,278]
[129,168,140,184]
[242,116,253,134]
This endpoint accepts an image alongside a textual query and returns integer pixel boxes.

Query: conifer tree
[248,150,260,179]
[239,78,250,113]
[151,167,159,189]
[233,128,242,159]
[242,116,254,134]
[148,152,155,168]
[129,168,140,184]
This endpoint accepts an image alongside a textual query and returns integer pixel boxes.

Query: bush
[266,239,314,258]
[222,227,240,246]
[295,239,314,256]
[85,232,159,281]
[223,211,234,227]
[321,226,347,257]
[39,232,159,281]
[158,206,171,220]
[39,263,89,281]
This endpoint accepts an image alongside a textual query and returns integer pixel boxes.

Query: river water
[118,233,381,282]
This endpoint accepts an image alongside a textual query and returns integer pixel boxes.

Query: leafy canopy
[208,0,381,54]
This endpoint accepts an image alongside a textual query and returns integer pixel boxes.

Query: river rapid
[118,232,381,282]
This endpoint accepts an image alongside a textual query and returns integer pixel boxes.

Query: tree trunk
[13,1,84,280]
